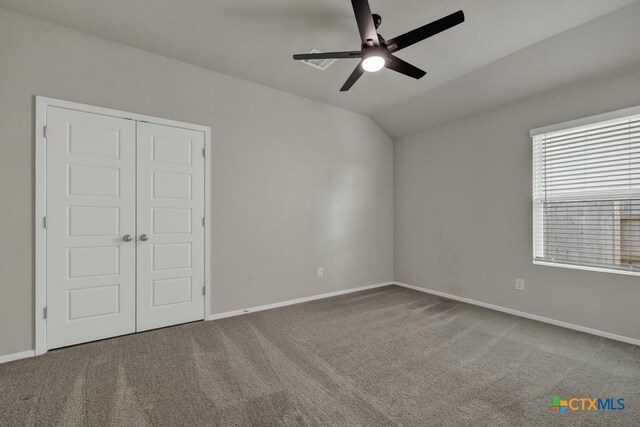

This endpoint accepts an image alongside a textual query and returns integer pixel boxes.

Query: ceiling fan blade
[385,10,464,53]
[293,51,362,61]
[340,62,365,92]
[350,0,379,47]
[385,55,426,79]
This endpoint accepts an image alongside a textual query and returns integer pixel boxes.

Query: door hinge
[202,217,205,227]
[202,148,205,158]
[42,216,47,229]
[43,125,47,139]
[202,286,206,296]
[43,307,47,319]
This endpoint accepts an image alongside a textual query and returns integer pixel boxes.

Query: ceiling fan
[293,0,465,91]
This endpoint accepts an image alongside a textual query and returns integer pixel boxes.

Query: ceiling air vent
[300,49,337,71]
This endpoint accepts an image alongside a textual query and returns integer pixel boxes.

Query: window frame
[530,104,640,277]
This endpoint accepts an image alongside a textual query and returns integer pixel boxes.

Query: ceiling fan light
[362,55,385,72]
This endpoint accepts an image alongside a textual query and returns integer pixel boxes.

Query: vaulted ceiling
[1,0,639,137]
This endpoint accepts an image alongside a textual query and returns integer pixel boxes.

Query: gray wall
[395,63,640,341]
[0,8,393,357]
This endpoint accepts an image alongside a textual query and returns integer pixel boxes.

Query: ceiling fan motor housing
[372,13,382,29]
[363,46,386,59]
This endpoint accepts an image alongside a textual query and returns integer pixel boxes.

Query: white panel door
[46,107,136,349]
[136,122,205,331]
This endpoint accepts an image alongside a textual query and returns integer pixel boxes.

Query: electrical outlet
[515,278,525,291]
[317,267,324,278]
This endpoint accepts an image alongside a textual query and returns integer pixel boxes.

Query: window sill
[533,259,640,277]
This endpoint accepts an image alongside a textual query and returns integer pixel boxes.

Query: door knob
[122,234,132,242]
[139,234,149,241]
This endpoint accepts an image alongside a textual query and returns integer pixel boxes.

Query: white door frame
[35,96,212,355]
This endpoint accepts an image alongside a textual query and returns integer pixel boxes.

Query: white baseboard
[9,280,633,362]
[209,281,394,321]
[394,282,640,347]
[1,282,395,363]
[0,349,36,364]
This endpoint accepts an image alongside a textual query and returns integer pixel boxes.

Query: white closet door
[136,122,205,331]
[46,107,137,349]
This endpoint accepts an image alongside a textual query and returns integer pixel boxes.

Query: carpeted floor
[1,285,639,426]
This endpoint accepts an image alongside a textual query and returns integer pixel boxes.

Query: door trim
[35,96,212,355]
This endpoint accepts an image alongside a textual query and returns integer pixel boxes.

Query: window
[531,106,640,275]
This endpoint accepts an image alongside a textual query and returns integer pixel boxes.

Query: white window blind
[532,107,640,275]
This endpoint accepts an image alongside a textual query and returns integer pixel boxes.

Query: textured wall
[395,63,640,341]
[0,8,393,357]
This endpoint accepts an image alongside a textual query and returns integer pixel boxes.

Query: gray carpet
[1,285,639,426]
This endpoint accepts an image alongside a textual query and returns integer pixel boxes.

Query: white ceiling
[1,0,638,137]
[376,0,640,138]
